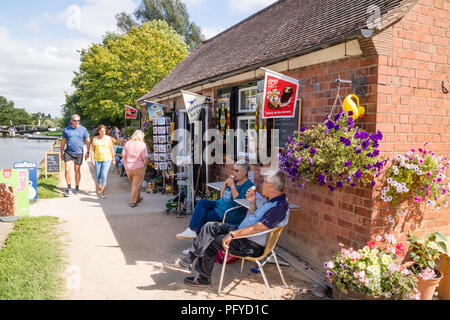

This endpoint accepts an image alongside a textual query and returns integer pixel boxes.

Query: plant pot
[331,282,390,300]
[416,271,442,300]
[404,261,443,300]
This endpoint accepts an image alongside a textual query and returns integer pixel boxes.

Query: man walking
[60,114,91,197]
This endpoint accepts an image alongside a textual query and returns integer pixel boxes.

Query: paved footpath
[29,160,321,300]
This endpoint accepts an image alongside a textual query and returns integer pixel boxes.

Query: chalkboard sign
[275,99,302,148]
[45,152,61,178]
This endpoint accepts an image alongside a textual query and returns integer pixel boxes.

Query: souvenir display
[157,118,166,126]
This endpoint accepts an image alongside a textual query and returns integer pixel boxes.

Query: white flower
[388,215,395,224]
[358,262,366,269]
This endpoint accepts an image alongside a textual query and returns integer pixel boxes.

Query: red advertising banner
[262,68,300,119]
[125,105,138,119]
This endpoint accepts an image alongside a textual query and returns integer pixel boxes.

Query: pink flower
[384,234,397,244]
[388,263,399,272]
[375,235,382,242]
[366,241,376,249]
[349,251,361,261]
[420,268,436,280]
[400,266,410,275]
[419,159,424,164]
[426,172,432,177]
[414,197,423,202]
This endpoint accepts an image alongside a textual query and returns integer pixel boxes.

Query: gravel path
[29,160,322,300]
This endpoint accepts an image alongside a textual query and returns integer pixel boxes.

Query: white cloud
[0,26,84,116]
[201,26,226,39]
[183,0,208,8]
[227,0,277,14]
[45,0,136,39]
[0,0,139,117]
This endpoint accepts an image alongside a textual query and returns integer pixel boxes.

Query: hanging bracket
[336,73,366,98]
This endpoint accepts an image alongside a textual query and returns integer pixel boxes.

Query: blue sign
[13,161,38,202]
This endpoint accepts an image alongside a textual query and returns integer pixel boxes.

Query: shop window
[238,86,257,113]
[236,115,257,160]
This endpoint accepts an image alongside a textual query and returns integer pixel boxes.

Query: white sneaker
[182,248,192,255]
[176,228,197,240]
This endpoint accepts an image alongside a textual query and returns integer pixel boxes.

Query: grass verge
[37,170,62,200]
[0,216,66,300]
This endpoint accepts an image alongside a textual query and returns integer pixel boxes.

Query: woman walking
[90,125,115,199]
[122,130,148,207]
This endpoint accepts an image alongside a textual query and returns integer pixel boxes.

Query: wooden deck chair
[217,225,288,300]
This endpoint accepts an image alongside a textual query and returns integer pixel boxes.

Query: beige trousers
[126,167,146,204]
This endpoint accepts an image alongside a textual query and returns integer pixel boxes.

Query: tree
[116,0,204,51]
[67,20,188,126]
[0,96,31,126]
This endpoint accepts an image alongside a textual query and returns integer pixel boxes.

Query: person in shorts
[60,114,91,197]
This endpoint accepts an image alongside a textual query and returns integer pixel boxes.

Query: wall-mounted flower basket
[279,110,385,191]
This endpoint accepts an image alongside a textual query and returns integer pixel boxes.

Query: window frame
[238,86,258,113]
[236,115,257,161]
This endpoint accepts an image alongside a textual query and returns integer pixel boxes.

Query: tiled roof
[137,0,417,102]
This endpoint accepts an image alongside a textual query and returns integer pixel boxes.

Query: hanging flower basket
[279,110,386,191]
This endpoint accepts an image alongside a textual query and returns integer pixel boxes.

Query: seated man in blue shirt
[176,163,254,241]
[164,169,289,288]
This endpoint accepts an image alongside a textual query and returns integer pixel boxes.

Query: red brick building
[138,0,449,271]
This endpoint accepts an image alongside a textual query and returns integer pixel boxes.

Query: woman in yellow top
[90,125,115,199]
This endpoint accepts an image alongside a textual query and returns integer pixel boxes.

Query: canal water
[0,137,55,170]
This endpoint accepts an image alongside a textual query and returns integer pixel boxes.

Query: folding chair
[217,225,288,300]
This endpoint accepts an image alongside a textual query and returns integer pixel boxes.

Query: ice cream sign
[262,68,299,119]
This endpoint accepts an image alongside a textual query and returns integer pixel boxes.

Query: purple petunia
[328,185,335,192]
[336,181,343,188]
[345,160,352,167]
[317,173,327,186]
[310,148,317,155]
[361,139,370,150]
[340,137,351,147]
[300,127,306,132]
[309,158,314,165]
[354,170,362,180]
[325,120,335,130]
[371,181,376,187]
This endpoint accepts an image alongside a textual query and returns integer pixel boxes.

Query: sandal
[129,203,137,208]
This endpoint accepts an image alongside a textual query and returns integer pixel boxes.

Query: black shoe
[184,275,211,288]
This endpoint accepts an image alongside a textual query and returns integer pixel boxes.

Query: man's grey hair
[71,114,80,120]
[265,169,286,192]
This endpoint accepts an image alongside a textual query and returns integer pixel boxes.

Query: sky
[0,0,277,118]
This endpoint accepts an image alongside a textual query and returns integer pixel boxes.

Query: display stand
[151,116,173,194]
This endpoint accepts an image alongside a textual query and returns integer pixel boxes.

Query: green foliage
[116,0,204,51]
[0,217,66,299]
[407,232,448,274]
[67,21,188,127]
[0,96,31,126]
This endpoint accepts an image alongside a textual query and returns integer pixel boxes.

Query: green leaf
[435,241,448,254]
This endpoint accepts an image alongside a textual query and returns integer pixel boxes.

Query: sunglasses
[72,120,80,122]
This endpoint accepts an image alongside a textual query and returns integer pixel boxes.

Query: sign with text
[182,90,207,123]
[125,105,138,119]
[45,152,61,178]
[262,68,300,119]
[13,161,38,202]
[0,169,30,219]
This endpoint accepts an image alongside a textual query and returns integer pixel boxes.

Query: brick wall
[371,0,450,242]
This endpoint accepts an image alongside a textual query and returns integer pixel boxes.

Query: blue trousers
[189,200,222,234]
[94,160,112,187]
